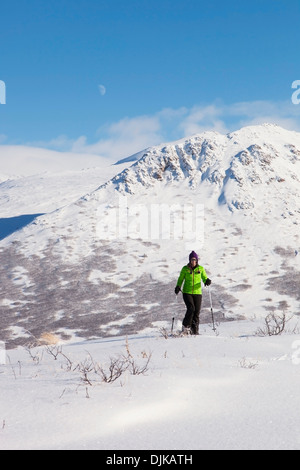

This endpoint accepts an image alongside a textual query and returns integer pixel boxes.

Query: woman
[175,251,211,335]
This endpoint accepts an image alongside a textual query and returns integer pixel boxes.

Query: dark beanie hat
[189,251,198,261]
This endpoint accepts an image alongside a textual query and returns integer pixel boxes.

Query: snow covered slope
[2,321,300,450]
[0,124,300,348]
[0,163,130,218]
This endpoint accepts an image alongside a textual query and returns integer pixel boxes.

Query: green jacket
[176,264,208,295]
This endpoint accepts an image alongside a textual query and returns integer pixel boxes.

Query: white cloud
[225,100,300,132]
[71,114,164,161]
[2,98,300,178]
[72,99,300,163]
[26,135,75,151]
[178,104,230,136]
[0,145,111,177]
[26,99,300,161]
[176,100,300,137]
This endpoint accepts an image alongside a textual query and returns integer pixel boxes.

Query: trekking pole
[172,287,181,335]
[208,286,217,333]
[171,316,175,335]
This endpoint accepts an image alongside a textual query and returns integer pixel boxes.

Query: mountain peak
[91,124,300,214]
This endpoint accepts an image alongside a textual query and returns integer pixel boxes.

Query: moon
[98,84,106,96]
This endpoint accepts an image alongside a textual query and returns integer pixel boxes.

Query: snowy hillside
[0,123,300,349]
[0,163,130,218]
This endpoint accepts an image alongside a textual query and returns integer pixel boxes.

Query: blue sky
[1,0,300,163]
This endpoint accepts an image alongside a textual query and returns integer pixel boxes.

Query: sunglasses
[191,258,197,261]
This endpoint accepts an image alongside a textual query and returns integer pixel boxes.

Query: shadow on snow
[0,213,44,240]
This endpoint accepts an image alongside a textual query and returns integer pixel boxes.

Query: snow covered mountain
[1,123,300,348]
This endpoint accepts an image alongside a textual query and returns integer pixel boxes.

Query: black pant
[182,293,202,334]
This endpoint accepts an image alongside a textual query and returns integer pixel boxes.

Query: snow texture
[1,321,300,450]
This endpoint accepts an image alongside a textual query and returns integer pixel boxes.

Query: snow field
[1,320,300,450]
